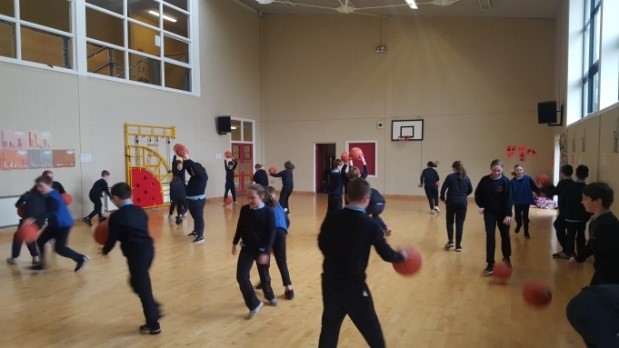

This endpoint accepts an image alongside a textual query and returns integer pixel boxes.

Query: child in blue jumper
[510,164,540,239]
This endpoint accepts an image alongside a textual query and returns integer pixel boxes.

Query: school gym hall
[1,0,619,347]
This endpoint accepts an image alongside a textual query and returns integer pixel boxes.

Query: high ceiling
[235,0,561,18]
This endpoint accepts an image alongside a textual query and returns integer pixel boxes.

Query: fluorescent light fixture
[231,126,238,130]
[405,0,418,9]
[256,0,274,4]
[148,9,177,23]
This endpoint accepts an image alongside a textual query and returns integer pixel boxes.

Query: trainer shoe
[83,217,93,226]
[247,302,264,320]
[430,209,436,215]
[444,242,454,250]
[524,232,531,239]
[482,264,494,276]
[32,256,40,265]
[99,217,108,222]
[455,246,463,252]
[139,324,161,335]
[434,206,440,213]
[74,256,90,272]
[268,299,278,307]
[6,257,17,265]
[285,289,295,300]
[502,257,511,266]
[168,215,174,221]
[187,231,197,237]
[175,216,182,225]
[28,264,47,271]
[384,229,392,237]
[193,236,205,244]
[553,252,571,260]
[514,224,521,233]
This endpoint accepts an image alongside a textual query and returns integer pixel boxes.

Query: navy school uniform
[440,173,473,247]
[253,168,269,187]
[549,178,574,251]
[327,169,344,212]
[272,202,293,287]
[474,174,512,265]
[102,201,161,330]
[184,159,208,239]
[11,190,46,259]
[87,178,111,219]
[271,169,294,212]
[575,211,619,285]
[421,167,440,210]
[510,174,540,235]
[224,159,238,202]
[563,180,593,256]
[367,188,387,230]
[168,179,187,217]
[171,155,186,184]
[52,181,66,194]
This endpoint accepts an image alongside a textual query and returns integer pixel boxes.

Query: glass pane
[20,0,71,32]
[592,72,600,112]
[243,145,251,159]
[232,144,240,158]
[87,43,125,78]
[129,53,161,85]
[0,19,16,58]
[0,0,14,16]
[243,122,253,142]
[86,8,124,47]
[584,0,590,14]
[593,12,601,63]
[164,35,188,63]
[129,21,161,56]
[231,120,241,141]
[21,26,72,68]
[583,24,590,74]
[163,5,188,38]
[164,63,190,91]
[164,0,187,11]
[128,0,160,28]
[583,79,589,116]
[86,0,123,15]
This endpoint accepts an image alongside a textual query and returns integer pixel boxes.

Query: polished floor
[0,194,590,347]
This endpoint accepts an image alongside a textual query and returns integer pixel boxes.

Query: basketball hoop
[398,136,411,142]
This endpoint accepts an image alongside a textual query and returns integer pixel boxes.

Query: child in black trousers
[348,166,391,235]
[549,164,574,258]
[475,159,513,276]
[232,184,277,319]
[101,182,162,335]
[327,159,344,212]
[6,185,43,265]
[168,175,187,225]
[224,158,238,205]
[253,164,269,187]
[562,165,592,258]
[318,178,405,348]
[183,151,208,244]
[83,170,111,226]
[271,161,295,214]
[420,161,440,214]
[440,161,473,252]
[570,182,619,285]
[510,164,540,239]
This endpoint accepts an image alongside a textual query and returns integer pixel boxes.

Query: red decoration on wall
[347,142,376,176]
[506,145,516,158]
[130,167,164,208]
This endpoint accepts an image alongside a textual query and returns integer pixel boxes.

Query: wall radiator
[0,196,20,228]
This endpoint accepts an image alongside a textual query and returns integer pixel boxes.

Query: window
[230,119,254,143]
[582,0,602,117]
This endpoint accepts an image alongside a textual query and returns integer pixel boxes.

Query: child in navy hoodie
[253,164,269,187]
[440,161,473,251]
[549,164,574,258]
[420,161,440,214]
[561,165,592,258]
[6,185,43,265]
[510,164,540,239]
[184,153,208,244]
[327,159,345,212]
[271,161,295,214]
[224,158,238,205]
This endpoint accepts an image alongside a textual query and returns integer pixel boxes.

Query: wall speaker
[216,116,231,135]
[537,101,557,124]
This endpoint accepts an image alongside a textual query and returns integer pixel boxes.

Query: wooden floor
[0,194,590,348]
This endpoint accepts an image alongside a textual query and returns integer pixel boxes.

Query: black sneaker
[524,233,531,239]
[28,264,47,271]
[285,289,295,300]
[455,246,463,252]
[139,324,161,335]
[514,224,521,233]
[502,257,511,266]
[99,217,108,222]
[175,216,182,225]
[193,236,205,244]
[187,231,197,237]
[553,252,572,260]
[444,242,454,250]
[83,217,92,226]
[75,256,90,272]
[482,264,494,276]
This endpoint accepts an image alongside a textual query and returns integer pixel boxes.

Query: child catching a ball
[224,158,238,206]
[101,182,162,335]
[6,184,44,265]
[510,164,540,239]
[270,161,295,214]
[232,184,278,319]
[318,178,406,347]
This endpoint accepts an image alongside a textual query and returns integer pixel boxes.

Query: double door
[231,143,253,193]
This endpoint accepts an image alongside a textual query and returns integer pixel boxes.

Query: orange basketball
[224,197,233,205]
[535,174,551,187]
[341,152,350,162]
[493,262,512,282]
[62,193,73,205]
[16,223,39,244]
[224,151,233,159]
[393,246,422,276]
[94,221,109,245]
[17,205,26,218]
[269,166,278,175]
[350,147,363,160]
[522,282,552,308]
[173,143,189,157]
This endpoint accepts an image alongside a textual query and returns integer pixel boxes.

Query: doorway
[232,143,254,194]
[315,143,336,193]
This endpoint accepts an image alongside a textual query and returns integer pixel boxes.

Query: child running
[510,164,540,239]
[101,182,162,335]
[83,170,111,226]
[440,161,473,252]
[475,159,513,276]
[348,167,391,235]
[570,182,619,285]
[271,161,295,214]
[562,165,592,259]
[327,159,345,212]
[232,184,277,319]
[318,178,406,347]
[419,161,440,214]
[6,184,43,265]
[224,158,238,205]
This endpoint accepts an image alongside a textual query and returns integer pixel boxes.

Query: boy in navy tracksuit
[440,161,473,251]
[32,176,89,272]
[102,182,162,335]
[420,161,440,214]
[271,161,295,214]
[224,158,238,205]
[570,182,619,285]
[318,178,405,348]
[6,186,43,265]
[253,164,269,187]
[475,160,513,276]
[327,159,344,212]
[549,164,574,258]
[561,165,592,259]
[510,164,540,239]
[184,156,208,244]
[83,170,111,226]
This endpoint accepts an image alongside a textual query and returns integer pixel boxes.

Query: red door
[232,143,253,193]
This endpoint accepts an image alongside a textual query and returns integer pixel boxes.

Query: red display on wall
[347,141,377,176]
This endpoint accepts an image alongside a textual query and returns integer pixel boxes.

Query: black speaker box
[537,101,557,124]
[216,116,231,135]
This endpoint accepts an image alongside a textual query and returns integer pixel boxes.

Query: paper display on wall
[0,129,75,170]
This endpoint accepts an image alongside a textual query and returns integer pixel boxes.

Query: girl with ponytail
[440,161,473,252]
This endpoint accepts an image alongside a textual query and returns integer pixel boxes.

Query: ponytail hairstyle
[452,161,467,179]
[248,183,276,207]
[347,166,361,180]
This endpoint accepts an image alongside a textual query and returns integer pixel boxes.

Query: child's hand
[231,244,237,256]
[503,216,511,226]
[478,207,485,214]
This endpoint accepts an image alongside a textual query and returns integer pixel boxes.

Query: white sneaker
[168,215,174,221]
[6,257,17,265]
[434,206,441,213]
[430,209,436,215]
[32,256,41,265]
[247,302,264,320]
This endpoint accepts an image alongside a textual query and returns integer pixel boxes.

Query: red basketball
[493,261,512,282]
[350,147,363,160]
[269,166,278,175]
[173,143,189,157]
[16,223,39,244]
[393,246,422,276]
[17,205,26,218]
[224,151,233,159]
[62,193,73,205]
[522,282,552,308]
[94,221,109,245]
[224,197,233,205]
[535,174,552,187]
[341,152,350,162]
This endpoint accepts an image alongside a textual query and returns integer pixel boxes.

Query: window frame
[581,0,602,117]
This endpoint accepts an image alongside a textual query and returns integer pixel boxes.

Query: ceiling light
[148,10,177,23]
[256,0,274,4]
[405,0,418,9]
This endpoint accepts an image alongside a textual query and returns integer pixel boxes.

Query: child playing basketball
[440,161,473,252]
[420,161,440,214]
[6,184,43,265]
[475,159,513,276]
[550,164,574,258]
[510,164,540,239]
[232,184,277,319]
[570,182,619,285]
[224,158,238,205]
[253,163,269,187]
[348,167,391,235]
[327,159,344,212]
[31,176,89,272]
[168,175,187,225]
[342,154,368,191]
[318,178,405,347]
[83,170,111,226]
[101,182,162,335]
[563,165,592,258]
[183,151,209,244]
[271,161,295,214]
